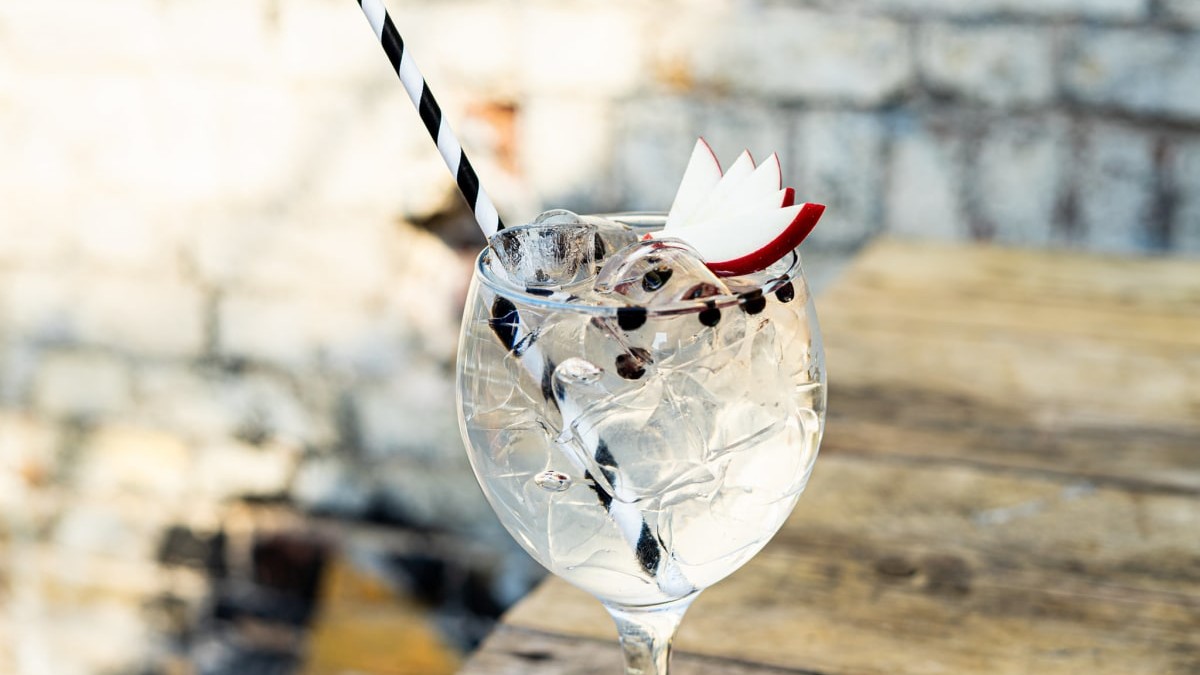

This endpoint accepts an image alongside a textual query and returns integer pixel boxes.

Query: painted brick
[974,117,1069,247]
[75,204,186,275]
[374,461,494,532]
[279,89,459,217]
[149,79,305,203]
[698,101,792,177]
[0,1,162,73]
[0,199,75,267]
[0,413,58,513]
[1170,138,1200,252]
[796,111,887,250]
[918,23,1055,106]
[1,269,77,345]
[354,365,459,464]
[613,97,702,211]
[277,0,384,82]
[1163,0,1200,26]
[858,0,1144,20]
[194,214,398,299]
[0,74,161,203]
[518,6,645,96]
[0,341,40,408]
[34,351,133,419]
[75,274,206,359]
[1063,28,1200,122]
[519,96,617,213]
[134,368,327,448]
[684,8,913,104]
[7,600,149,675]
[76,425,190,497]
[194,440,298,500]
[404,3,523,97]
[217,293,396,372]
[157,1,274,77]
[291,456,373,517]
[1076,123,1158,252]
[885,115,967,240]
[52,499,164,560]
[5,268,202,375]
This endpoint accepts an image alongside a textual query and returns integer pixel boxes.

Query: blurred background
[1,0,1198,673]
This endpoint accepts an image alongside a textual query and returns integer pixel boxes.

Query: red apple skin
[706,202,825,277]
[781,187,795,208]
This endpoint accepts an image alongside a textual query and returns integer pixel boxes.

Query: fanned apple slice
[781,186,796,208]
[665,138,723,230]
[672,202,826,277]
[685,150,755,224]
[657,139,826,275]
[684,153,782,229]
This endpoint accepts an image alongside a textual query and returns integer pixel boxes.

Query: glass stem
[604,595,697,675]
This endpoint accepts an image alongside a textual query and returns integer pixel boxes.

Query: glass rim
[472,212,807,317]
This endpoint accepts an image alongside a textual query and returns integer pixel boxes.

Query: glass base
[603,594,698,675]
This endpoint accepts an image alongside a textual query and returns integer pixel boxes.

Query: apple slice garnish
[656,139,825,276]
[684,202,825,277]
[687,153,782,229]
[665,139,722,230]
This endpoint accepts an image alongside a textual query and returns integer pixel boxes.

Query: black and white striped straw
[356,0,505,237]
[354,0,693,598]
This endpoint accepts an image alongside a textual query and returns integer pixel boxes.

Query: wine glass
[456,214,825,674]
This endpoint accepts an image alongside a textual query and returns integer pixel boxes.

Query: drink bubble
[534,470,573,492]
[554,357,604,385]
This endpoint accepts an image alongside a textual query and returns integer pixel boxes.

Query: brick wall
[1,0,1197,672]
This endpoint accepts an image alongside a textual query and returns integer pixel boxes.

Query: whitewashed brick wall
[1,0,1198,672]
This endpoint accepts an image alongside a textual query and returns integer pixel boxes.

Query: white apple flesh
[665,139,722,231]
[659,141,824,275]
[682,202,825,277]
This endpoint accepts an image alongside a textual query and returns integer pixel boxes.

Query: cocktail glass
[456,214,825,674]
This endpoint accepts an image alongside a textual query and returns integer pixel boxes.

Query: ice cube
[592,238,749,373]
[581,215,639,263]
[490,214,597,289]
[594,238,730,306]
[532,209,584,226]
[558,371,719,509]
[533,210,639,265]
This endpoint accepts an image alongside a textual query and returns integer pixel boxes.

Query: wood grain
[466,240,1200,674]
[502,456,1200,674]
[459,627,817,675]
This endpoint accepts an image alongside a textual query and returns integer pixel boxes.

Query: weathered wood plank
[458,626,817,675]
[821,304,1200,431]
[467,241,1200,674]
[501,456,1200,675]
[814,242,1200,487]
[824,384,1200,493]
[826,240,1200,317]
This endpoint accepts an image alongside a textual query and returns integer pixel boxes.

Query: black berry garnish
[615,347,652,380]
[775,281,796,303]
[617,306,648,331]
[698,302,721,327]
[641,266,674,292]
[739,289,767,315]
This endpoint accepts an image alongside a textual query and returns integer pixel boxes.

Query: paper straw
[354,1,691,597]
[355,0,504,237]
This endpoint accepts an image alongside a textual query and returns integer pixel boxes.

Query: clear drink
[456,215,825,613]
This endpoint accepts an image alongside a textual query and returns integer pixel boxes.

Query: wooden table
[460,240,1200,674]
